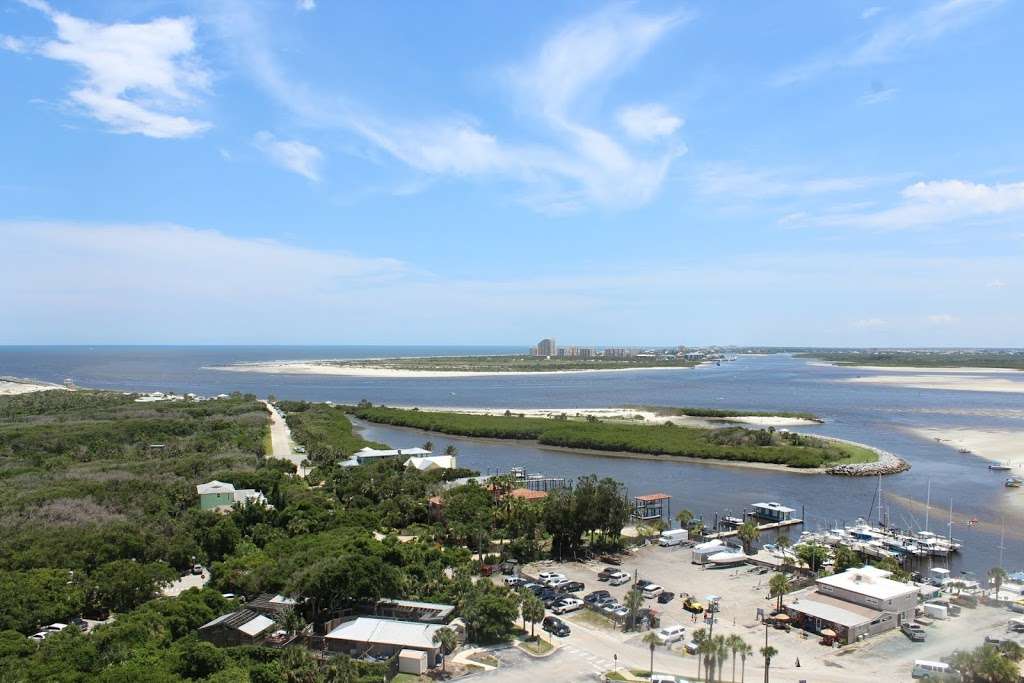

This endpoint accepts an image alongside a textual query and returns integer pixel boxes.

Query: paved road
[162,570,209,597]
[263,401,307,476]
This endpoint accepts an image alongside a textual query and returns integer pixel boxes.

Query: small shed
[398,649,428,675]
[633,493,671,522]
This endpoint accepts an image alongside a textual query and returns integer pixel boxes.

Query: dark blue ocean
[3,346,1023,576]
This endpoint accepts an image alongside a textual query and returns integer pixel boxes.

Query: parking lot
[507,544,1024,682]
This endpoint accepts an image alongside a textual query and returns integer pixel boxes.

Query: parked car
[635,579,652,589]
[600,555,622,566]
[45,623,68,633]
[541,591,560,607]
[552,597,584,614]
[657,591,676,604]
[191,564,204,576]
[29,632,48,642]
[584,590,610,605]
[683,640,700,654]
[651,676,680,683]
[538,571,566,584]
[601,601,624,615]
[69,617,88,632]
[504,576,527,587]
[683,597,705,614]
[562,581,585,593]
[901,623,926,642]
[612,606,630,619]
[542,616,571,637]
[653,624,687,645]
[642,584,664,599]
[523,582,543,594]
[985,635,1009,645]
[597,567,619,581]
[548,578,571,590]
[608,572,631,586]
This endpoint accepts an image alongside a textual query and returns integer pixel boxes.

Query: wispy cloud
[253,131,323,182]
[296,0,316,11]
[1,35,29,53]
[696,164,890,200]
[859,81,898,104]
[14,0,211,138]
[790,179,1024,230]
[926,313,958,324]
[617,104,683,141]
[208,2,686,212]
[773,0,1001,86]
[853,317,887,328]
[862,6,884,19]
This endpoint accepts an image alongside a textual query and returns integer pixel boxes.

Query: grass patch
[468,653,499,667]
[827,440,878,464]
[277,400,384,457]
[519,637,554,655]
[627,405,822,421]
[567,609,617,630]
[350,406,861,469]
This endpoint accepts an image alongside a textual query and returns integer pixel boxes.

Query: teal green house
[197,481,236,510]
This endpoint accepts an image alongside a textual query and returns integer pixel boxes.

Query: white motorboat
[707,549,748,566]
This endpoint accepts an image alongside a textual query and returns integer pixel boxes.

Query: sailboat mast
[1000,519,1006,570]
[877,474,883,527]
[925,480,931,533]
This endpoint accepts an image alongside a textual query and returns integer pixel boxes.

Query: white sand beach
[907,426,1024,467]
[208,361,695,379]
[834,365,1024,394]
[392,405,820,427]
[0,378,66,396]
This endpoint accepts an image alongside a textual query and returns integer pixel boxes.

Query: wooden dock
[702,518,803,540]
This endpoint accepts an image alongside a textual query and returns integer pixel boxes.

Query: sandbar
[907,426,1024,468]
[0,378,66,396]
[208,361,695,379]
[398,405,820,427]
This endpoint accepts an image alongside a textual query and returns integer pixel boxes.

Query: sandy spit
[0,378,67,396]
[207,361,695,379]
[841,374,1024,394]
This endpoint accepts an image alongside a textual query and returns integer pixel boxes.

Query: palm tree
[692,627,708,680]
[432,627,458,676]
[444,444,459,456]
[737,522,760,554]
[624,588,644,631]
[775,534,791,569]
[989,566,1009,598]
[726,634,746,682]
[676,508,694,529]
[422,440,434,452]
[700,638,717,683]
[713,635,729,683]
[642,631,660,677]
[739,642,753,683]
[768,573,791,612]
[521,593,545,639]
[760,645,778,683]
[280,607,306,636]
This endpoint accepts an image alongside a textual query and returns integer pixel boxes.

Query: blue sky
[2,0,1023,346]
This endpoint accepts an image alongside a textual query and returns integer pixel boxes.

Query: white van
[659,529,688,547]
[642,584,664,599]
[911,660,952,679]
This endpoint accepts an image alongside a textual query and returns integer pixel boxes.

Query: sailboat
[1006,477,1023,488]
[989,463,1012,471]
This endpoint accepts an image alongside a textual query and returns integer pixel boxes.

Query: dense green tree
[0,568,86,633]
[461,582,519,644]
[736,522,760,554]
[796,542,828,574]
[520,593,545,638]
[768,573,790,612]
[89,560,177,614]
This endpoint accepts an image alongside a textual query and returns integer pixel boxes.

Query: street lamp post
[763,620,770,683]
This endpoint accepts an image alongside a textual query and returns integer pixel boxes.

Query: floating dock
[702,518,803,540]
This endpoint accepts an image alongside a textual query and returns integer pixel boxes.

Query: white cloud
[862,6,884,19]
[774,0,1000,85]
[617,104,683,141]
[859,87,898,105]
[987,280,1007,288]
[16,0,211,138]
[209,2,686,212]
[253,131,323,182]
[696,164,888,200]
[791,179,1024,230]
[853,318,887,328]
[296,0,316,10]
[926,313,958,324]
[1,35,29,53]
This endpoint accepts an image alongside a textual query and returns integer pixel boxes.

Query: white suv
[642,584,664,599]
[608,571,630,586]
[538,571,566,585]
[654,624,686,644]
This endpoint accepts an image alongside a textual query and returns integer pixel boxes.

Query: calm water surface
[2,346,1023,575]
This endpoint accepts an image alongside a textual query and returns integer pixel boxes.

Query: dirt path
[263,401,308,476]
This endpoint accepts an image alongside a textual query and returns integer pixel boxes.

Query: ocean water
[3,346,1023,575]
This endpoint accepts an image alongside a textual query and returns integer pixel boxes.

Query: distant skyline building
[532,338,557,357]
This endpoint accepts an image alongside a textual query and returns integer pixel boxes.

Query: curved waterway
[3,346,1023,576]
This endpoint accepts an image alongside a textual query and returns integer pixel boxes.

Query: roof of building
[508,488,547,501]
[635,493,671,502]
[405,455,457,471]
[752,501,796,513]
[376,599,455,623]
[325,617,442,650]
[247,593,298,614]
[357,447,432,458]
[199,609,276,637]
[197,480,235,495]
[817,568,919,601]
[788,590,882,628]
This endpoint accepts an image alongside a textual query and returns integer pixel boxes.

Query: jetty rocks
[827,449,911,476]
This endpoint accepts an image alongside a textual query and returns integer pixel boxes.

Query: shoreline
[905,425,1024,469]
[390,405,822,428]
[0,376,67,396]
[207,361,698,378]
[811,362,1024,394]
[350,412,899,476]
